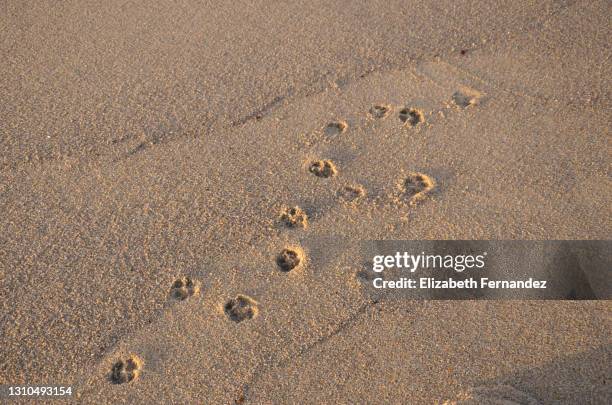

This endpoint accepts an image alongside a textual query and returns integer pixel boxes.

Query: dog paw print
[403,172,435,204]
[280,206,308,228]
[369,104,390,119]
[338,184,366,202]
[309,159,337,178]
[110,355,143,384]
[451,87,483,108]
[399,108,425,127]
[324,121,347,136]
[276,247,304,272]
[170,277,200,301]
[224,295,258,322]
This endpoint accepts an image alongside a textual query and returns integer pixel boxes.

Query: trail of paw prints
[110,355,143,384]
[101,277,201,386]
[275,83,480,262]
[297,100,426,154]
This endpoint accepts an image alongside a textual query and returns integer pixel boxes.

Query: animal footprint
[399,108,425,127]
[369,105,390,119]
[451,87,483,108]
[276,247,304,272]
[403,172,435,204]
[280,206,308,228]
[170,277,200,301]
[110,355,143,384]
[224,295,258,322]
[324,121,347,136]
[309,159,337,178]
[338,184,366,202]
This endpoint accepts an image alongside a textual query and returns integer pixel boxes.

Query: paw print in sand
[280,206,308,228]
[309,160,337,178]
[338,184,366,203]
[369,104,390,119]
[324,121,347,136]
[451,87,483,108]
[224,295,258,323]
[170,277,200,301]
[276,247,304,272]
[399,107,425,127]
[403,172,435,204]
[110,355,143,384]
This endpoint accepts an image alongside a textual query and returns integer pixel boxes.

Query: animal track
[224,295,258,322]
[309,160,337,178]
[276,247,303,272]
[280,206,308,228]
[324,121,347,136]
[399,108,424,127]
[170,277,200,301]
[369,104,390,118]
[110,355,143,384]
[338,184,366,202]
[403,172,435,204]
[451,88,483,108]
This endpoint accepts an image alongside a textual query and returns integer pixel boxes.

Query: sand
[1,0,610,403]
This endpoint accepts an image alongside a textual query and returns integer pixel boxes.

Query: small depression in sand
[324,121,347,136]
[276,247,303,272]
[403,172,435,204]
[399,108,425,127]
[110,355,143,384]
[170,276,200,301]
[224,295,258,323]
[309,159,337,178]
[280,206,308,228]
[369,104,390,118]
[451,87,483,108]
[338,184,366,202]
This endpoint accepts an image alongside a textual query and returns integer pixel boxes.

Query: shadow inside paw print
[224,295,258,323]
[280,206,308,228]
[276,247,303,272]
[403,172,435,204]
[309,160,337,178]
[369,104,390,119]
[110,355,143,384]
[324,121,347,136]
[170,277,200,301]
[399,107,424,127]
[452,87,483,108]
[338,184,366,202]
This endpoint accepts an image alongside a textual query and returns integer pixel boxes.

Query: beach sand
[1,1,610,403]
